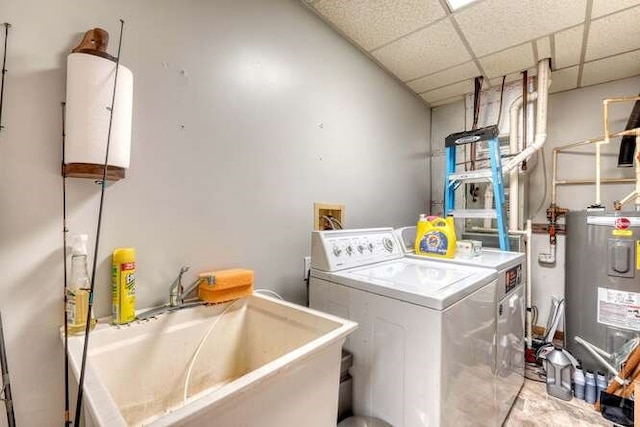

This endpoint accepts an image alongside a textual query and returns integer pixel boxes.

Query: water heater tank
[565,210,640,372]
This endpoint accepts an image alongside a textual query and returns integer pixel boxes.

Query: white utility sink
[66,294,357,426]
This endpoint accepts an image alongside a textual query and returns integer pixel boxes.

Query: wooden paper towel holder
[62,163,125,181]
[63,28,124,182]
[72,28,116,62]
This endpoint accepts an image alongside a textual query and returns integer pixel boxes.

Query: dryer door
[495,285,525,423]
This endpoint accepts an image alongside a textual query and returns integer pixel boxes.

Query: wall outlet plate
[314,202,345,230]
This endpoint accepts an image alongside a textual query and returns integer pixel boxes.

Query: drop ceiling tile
[372,18,472,81]
[421,80,473,103]
[581,50,640,86]
[549,66,579,93]
[407,61,480,94]
[536,37,552,61]
[430,95,464,107]
[554,25,583,69]
[592,0,640,18]
[586,5,640,61]
[479,43,535,78]
[455,0,587,57]
[489,72,524,87]
[312,0,447,51]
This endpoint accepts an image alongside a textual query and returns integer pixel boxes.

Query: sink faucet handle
[170,266,191,306]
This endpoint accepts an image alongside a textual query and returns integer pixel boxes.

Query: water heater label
[597,287,640,331]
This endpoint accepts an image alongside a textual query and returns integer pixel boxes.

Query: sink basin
[66,294,357,426]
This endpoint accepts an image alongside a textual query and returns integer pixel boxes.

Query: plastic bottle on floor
[584,370,597,404]
[573,365,585,400]
[595,371,607,403]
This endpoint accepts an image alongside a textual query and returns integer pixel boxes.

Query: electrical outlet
[314,202,345,230]
[303,256,311,280]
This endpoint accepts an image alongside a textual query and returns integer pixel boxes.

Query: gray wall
[0,0,430,424]
[430,75,640,328]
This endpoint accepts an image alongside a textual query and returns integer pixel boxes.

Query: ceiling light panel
[591,0,640,19]
[407,61,480,93]
[312,0,447,51]
[582,50,640,86]
[479,43,535,78]
[586,5,640,61]
[455,0,587,57]
[445,0,479,11]
[372,18,471,81]
[554,25,584,69]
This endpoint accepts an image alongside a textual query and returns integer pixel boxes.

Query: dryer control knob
[382,237,394,252]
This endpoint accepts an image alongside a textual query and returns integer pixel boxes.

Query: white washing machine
[309,228,499,427]
[396,226,525,424]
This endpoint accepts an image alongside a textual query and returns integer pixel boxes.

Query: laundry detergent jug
[414,215,457,258]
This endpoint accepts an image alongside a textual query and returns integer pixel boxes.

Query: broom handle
[596,345,640,410]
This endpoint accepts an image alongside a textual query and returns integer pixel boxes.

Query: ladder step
[448,169,493,183]
[449,209,498,219]
[444,135,510,251]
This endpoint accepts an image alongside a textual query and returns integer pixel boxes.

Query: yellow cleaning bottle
[66,234,97,335]
[414,215,457,258]
[112,248,136,325]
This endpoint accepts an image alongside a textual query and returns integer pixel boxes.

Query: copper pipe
[556,138,604,151]
[555,178,636,185]
[603,95,640,144]
[612,129,640,138]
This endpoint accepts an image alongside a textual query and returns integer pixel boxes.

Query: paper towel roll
[65,52,133,169]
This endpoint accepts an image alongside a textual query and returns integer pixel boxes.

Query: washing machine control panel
[311,228,403,272]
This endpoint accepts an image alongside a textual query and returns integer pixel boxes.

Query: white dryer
[309,228,499,427]
[396,226,525,424]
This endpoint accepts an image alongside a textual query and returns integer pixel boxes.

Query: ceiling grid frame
[577,0,595,87]
[303,0,640,106]
[436,0,491,89]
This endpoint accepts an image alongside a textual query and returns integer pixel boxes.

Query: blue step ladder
[444,125,510,251]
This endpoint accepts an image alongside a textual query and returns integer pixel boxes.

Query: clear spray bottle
[66,234,96,335]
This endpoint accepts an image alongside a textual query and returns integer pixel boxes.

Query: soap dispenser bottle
[66,234,96,335]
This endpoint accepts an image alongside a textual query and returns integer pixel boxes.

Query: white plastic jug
[544,346,573,401]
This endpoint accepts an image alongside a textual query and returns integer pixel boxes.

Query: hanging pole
[0,23,11,133]
[61,101,71,426]
[521,70,528,171]
[0,22,15,427]
[73,19,125,427]
[0,311,16,427]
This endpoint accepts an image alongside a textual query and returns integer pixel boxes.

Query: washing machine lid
[406,249,524,271]
[330,258,497,310]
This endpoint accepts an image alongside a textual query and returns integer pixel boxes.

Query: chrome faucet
[169,266,190,307]
[136,266,210,321]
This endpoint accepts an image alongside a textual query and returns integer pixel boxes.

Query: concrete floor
[504,379,613,426]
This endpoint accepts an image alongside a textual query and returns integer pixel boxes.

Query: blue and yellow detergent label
[419,231,449,256]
